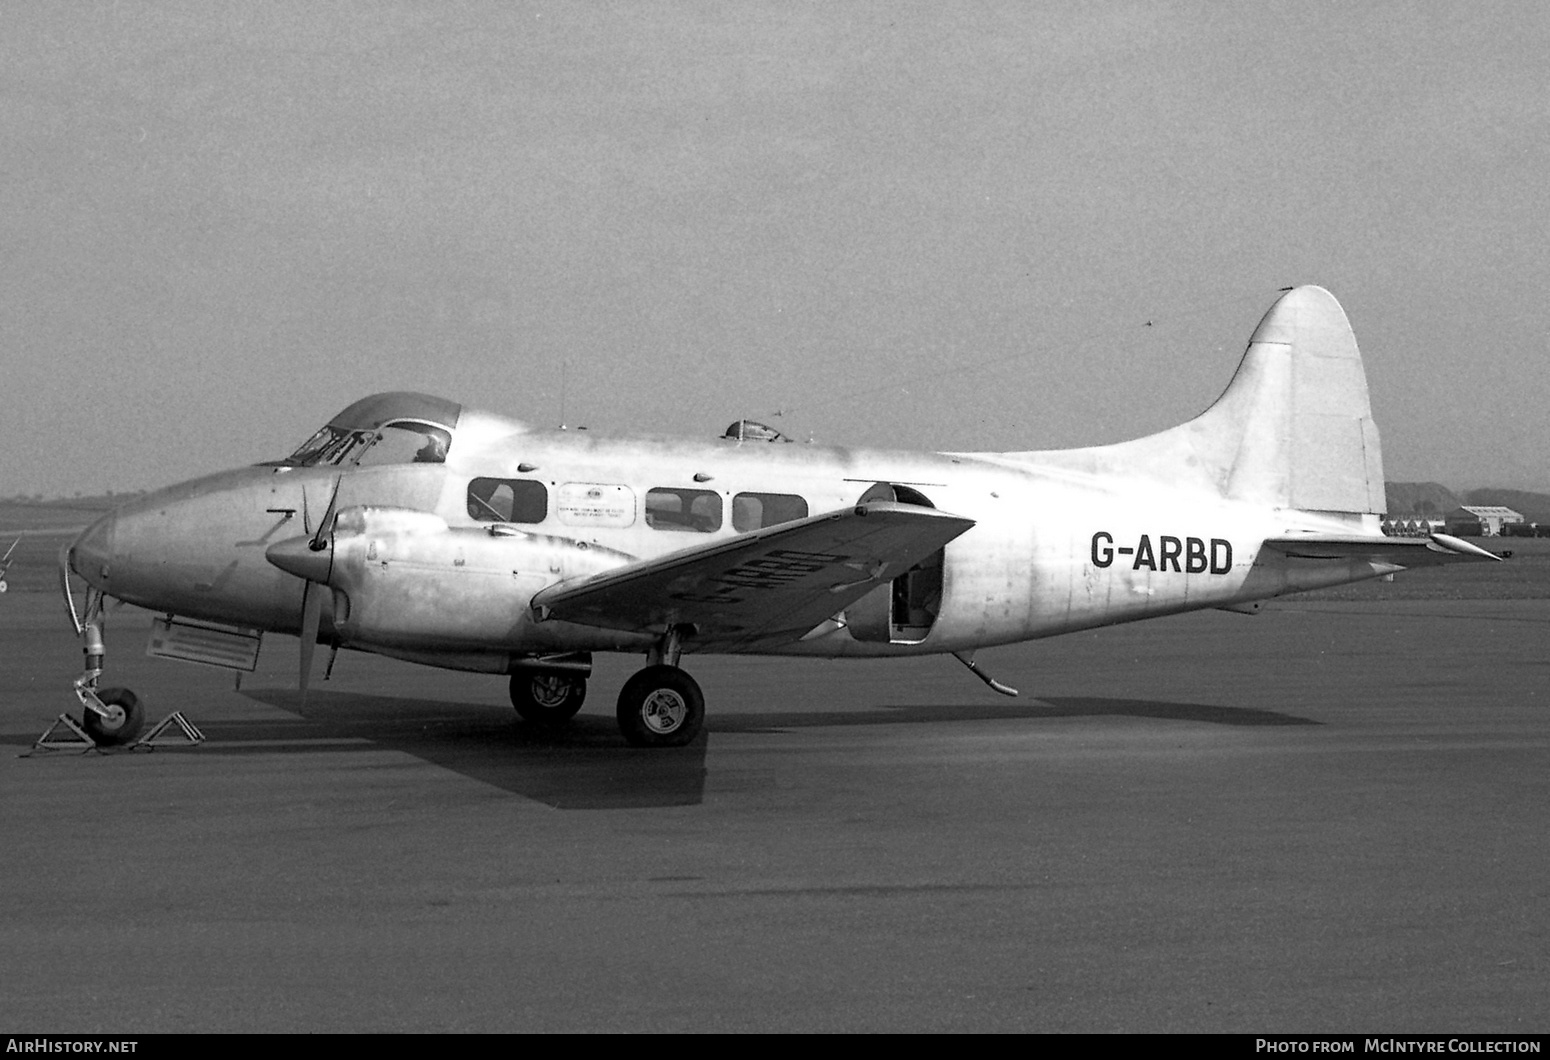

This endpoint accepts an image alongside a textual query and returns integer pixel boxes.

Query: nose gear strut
[36,559,203,752]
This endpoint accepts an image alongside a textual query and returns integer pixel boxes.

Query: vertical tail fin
[1190,285,1384,513]
[1006,286,1386,515]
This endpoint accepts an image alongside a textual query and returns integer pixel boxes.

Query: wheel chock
[26,714,101,755]
[131,711,206,750]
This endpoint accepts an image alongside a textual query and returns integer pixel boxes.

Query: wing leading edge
[531,501,975,650]
[1261,532,1501,567]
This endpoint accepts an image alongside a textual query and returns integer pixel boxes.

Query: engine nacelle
[326,506,632,652]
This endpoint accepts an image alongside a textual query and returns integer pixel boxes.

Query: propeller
[298,581,323,699]
[266,475,343,702]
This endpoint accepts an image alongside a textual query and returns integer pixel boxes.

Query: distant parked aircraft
[0,538,16,593]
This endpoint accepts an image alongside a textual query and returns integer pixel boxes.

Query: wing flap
[1262,532,1501,567]
[531,501,975,649]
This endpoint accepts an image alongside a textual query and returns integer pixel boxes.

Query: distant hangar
[1451,506,1525,536]
[1384,506,1527,537]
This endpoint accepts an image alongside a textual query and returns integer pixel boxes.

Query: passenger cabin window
[468,478,547,523]
[645,488,722,533]
[732,492,808,532]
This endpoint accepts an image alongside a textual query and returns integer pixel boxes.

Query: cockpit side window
[356,424,452,467]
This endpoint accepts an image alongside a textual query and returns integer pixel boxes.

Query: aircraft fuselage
[68,423,1384,672]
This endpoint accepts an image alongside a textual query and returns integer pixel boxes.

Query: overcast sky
[3,1,1546,497]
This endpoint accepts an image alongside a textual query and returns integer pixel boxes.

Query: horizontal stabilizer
[531,501,975,649]
[1261,533,1501,568]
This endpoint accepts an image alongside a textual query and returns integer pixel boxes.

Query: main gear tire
[616,666,704,748]
[510,672,586,725]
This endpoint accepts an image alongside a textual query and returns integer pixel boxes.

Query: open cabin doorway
[847,483,946,645]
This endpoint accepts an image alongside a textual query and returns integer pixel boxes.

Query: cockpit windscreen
[266,392,463,469]
[275,422,452,468]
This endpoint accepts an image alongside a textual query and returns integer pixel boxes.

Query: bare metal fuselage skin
[66,415,1387,675]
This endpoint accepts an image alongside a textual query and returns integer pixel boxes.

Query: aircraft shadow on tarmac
[713,697,1320,734]
[8,689,1316,809]
[219,688,707,811]
[154,688,1316,809]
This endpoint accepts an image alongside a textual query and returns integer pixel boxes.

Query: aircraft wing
[530,501,975,649]
[1261,532,1501,567]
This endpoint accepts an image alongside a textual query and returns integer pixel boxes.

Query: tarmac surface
[2,588,1547,1032]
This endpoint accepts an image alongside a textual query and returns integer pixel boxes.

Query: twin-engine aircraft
[60,286,1496,748]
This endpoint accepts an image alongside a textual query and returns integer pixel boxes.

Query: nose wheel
[64,590,147,747]
[616,665,704,747]
[80,687,146,746]
[52,576,200,751]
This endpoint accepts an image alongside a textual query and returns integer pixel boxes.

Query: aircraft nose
[69,511,117,587]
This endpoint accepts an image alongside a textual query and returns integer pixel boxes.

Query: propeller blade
[309,476,344,552]
[298,580,323,701]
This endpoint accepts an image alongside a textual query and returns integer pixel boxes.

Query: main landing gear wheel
[510,672,587,725]
[82,687,146,747]
[616,665,704,748]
